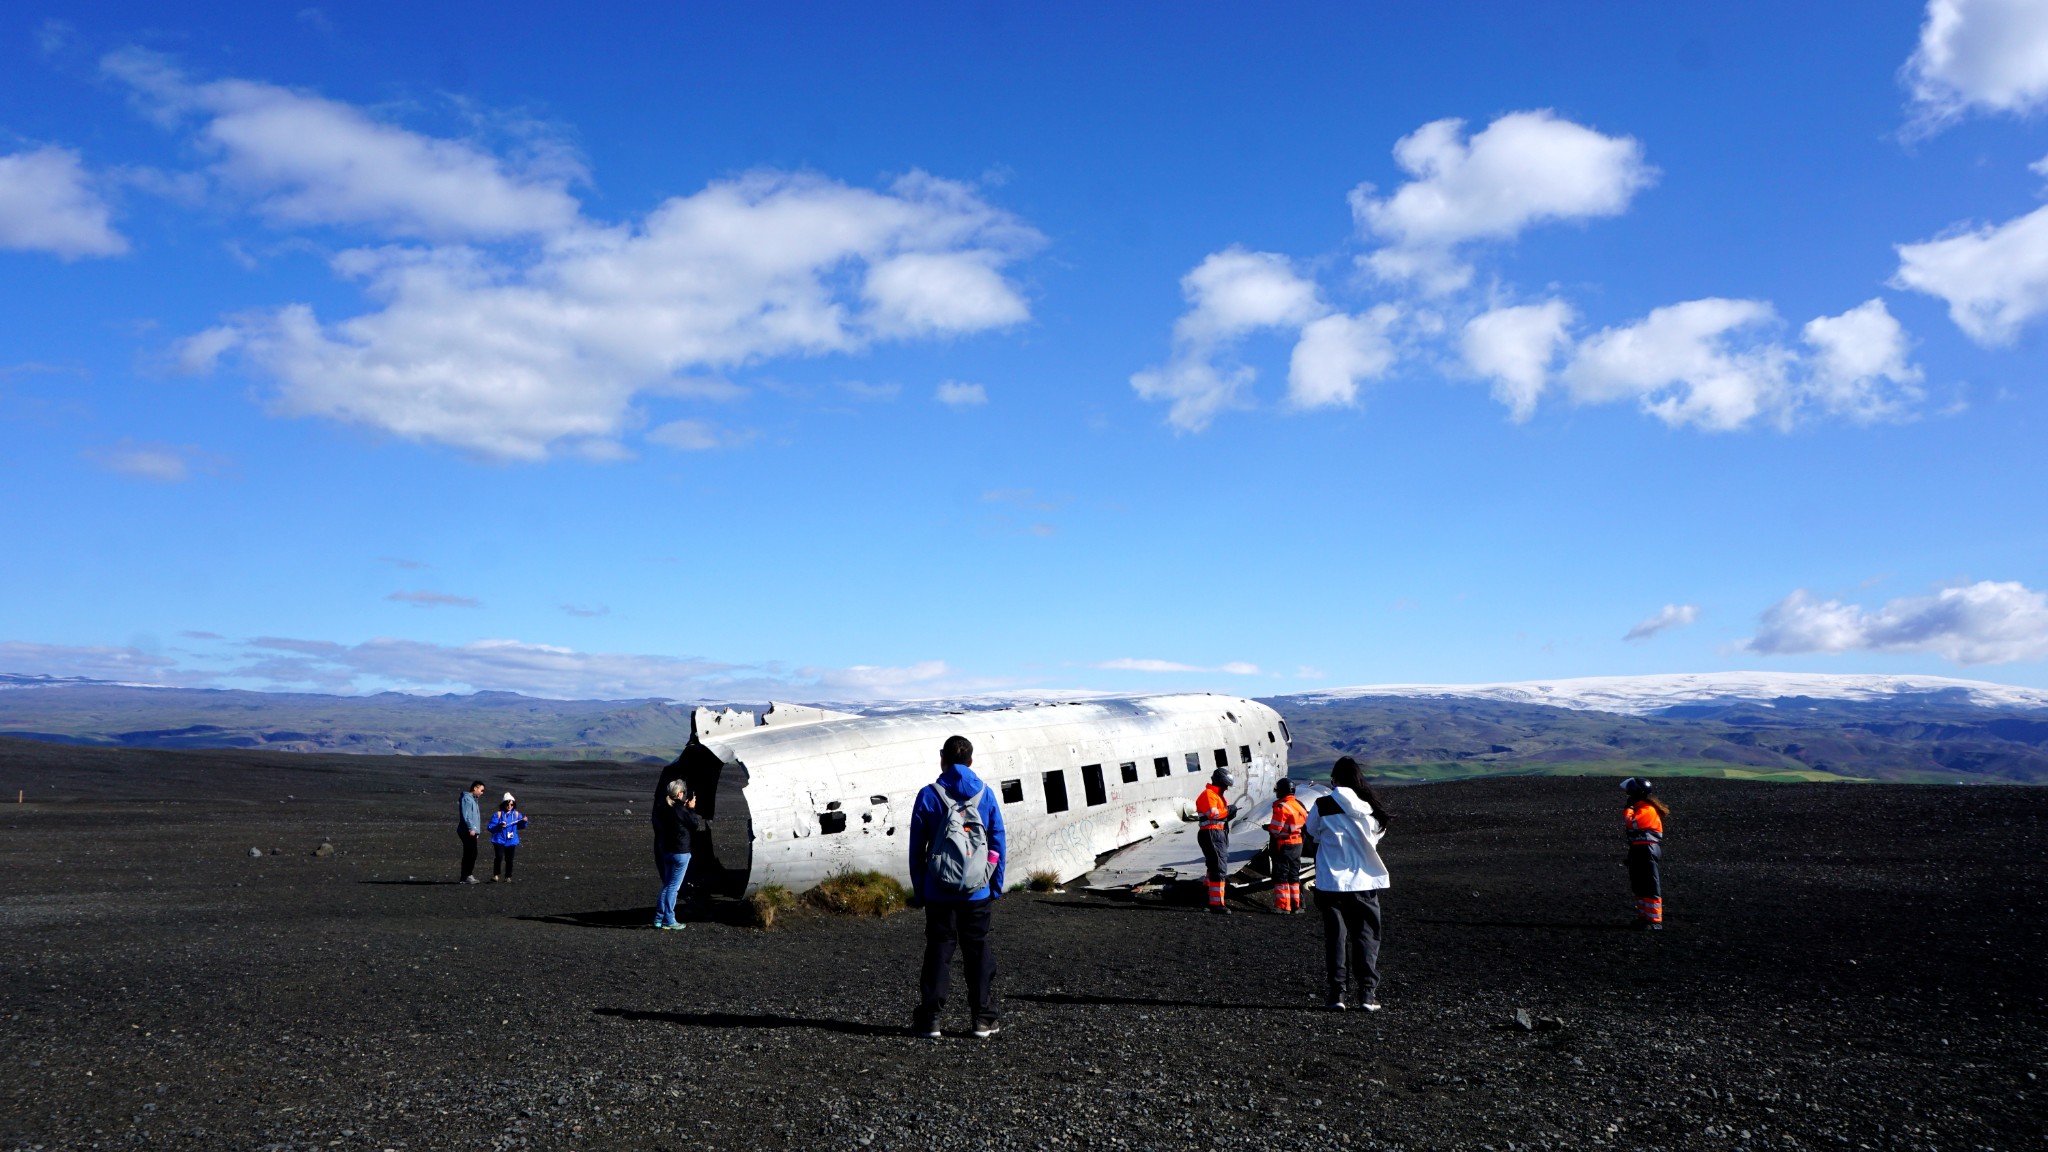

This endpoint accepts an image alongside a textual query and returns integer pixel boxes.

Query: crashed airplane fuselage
[663,694,1291,897]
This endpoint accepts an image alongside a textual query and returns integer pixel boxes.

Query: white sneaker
[1326,1001,1347,1011]
[1360,1001,1383,1012]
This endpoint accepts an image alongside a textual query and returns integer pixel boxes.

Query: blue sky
[3,1,2048,700]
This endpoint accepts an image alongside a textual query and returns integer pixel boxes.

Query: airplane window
[1213,748,1228,769]
[1153,756,1172,778]
[1279,720,1292,743]
[1119,761,1139,784]
[818,811,847,835]
[870,794,889,805]
[1000,778,1024,804]
[1043,770,1070,814]
[1239,745,1251,764]
[1081,764,1107,806]
[1267,731,1276,743]
[1185,752,1201,773]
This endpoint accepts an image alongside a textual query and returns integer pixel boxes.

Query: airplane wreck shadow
[594,1008,907,1037]
[1009,992,1326,1012]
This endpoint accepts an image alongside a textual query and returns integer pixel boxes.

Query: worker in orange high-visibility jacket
[1263,779,1309,914]
[1195,768,1237,915]
[1620,777,1668,930]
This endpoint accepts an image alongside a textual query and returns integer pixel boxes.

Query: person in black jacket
[652,779,701,930]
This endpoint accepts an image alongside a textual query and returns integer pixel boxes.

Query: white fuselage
[689,694,1291,895]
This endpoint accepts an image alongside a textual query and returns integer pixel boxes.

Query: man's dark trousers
[458,829,478,880]
[918,899,996,1027]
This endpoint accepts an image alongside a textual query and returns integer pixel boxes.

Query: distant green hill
[1263,693,2048,784]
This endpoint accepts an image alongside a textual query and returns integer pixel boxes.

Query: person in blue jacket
[487,793,529,882]
[908,735,1006,1039]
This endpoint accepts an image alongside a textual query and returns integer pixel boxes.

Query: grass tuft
[1026,869,1063,893]
[746,883,798,929]
[804,870,907,917]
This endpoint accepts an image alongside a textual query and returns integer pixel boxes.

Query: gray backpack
[924,784,995,897]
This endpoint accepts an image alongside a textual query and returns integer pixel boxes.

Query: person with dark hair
[1620,778,1669,930]
[651,778,701,930]
[456,780,485,884]
[487,793,529,882]
[1303,756,1392,1011]
[909,734,1007,1039]
[1263,779,1309,914]
[1194,766,1238,914]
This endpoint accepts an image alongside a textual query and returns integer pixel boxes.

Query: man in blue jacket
[908,735,1006,1039]
[456,780,485,884]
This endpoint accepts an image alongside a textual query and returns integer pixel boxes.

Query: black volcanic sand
[2,739,2044,1151]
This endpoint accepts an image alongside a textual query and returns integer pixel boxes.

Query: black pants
[493,843,517,878]
[1315,889,1382,1004]
[458,830,478,879]
[1198,828,1229,880]
[1627,844,1662,898]
[918,900,996,1026]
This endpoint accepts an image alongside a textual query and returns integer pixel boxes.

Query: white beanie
[502,792,516,802]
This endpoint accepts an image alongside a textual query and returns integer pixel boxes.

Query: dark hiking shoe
[1360,1001,1383,1012]
[1326,1001,1347,1011]
[1209,906,1232,916]
[972,1019,1002,1038]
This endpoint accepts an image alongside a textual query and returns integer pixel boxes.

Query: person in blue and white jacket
[907,735,1007,1040]
[487,793,529,883]
[1302,756,1392,1012]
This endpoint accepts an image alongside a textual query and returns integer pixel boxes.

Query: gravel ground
[1,741,2043,1151]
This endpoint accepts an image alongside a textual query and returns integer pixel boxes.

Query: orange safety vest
[1196,784,1230,831]
[1264,795,1307,846]
[1624,801,1664,846]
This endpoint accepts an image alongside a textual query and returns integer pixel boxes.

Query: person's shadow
[518,902,758,929]
[1008,992,1327,1012]
[593,1007,907,1038]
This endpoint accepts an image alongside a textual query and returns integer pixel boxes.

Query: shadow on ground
[519,901,759,929]
[1007,991,1328,1012]
[593,1007,907,1038]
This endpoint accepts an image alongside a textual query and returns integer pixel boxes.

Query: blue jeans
[655,851,691,925]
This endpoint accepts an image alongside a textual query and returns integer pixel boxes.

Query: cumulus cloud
[116,56,1039,461]
[1131,247,1328,430]
[1350,111,1654,294]
[1747,580,2048,665]
[1905,0,2048,124]
[1287,307,1399,410]
[647,419,754,452]
[82,439,225,482]
[105,49,580,240]
[1624,603,1700,643]
[1800,298,1924,420]
[0,147,128,258]
[1094,658,1262,676]
[934,380,988,407]
[1461,300,1575,421]
[1552,297,1921,430]
[387,590,480,608]
[1895,202,2048,344]
[1563,298,1790,430]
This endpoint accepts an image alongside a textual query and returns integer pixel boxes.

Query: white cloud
[1748,580,2048,665]
[648,419,754,451]
[113,57,1038,461]
[935,380,988,407]
[1894,202,2048,344]
[387,590,480,608]
[1132,247,1325,431]
[1563,298,1790,430]
[1800,298,1924,421]
[0,147,128,258]
[1350,111,1654,294]
[1461,300,1575,421]
[105,49,580,240]
[1624,603,1700,643]
[1094,657,1262,676]
[0,641,181,683]
[1287,307,1399,410]
[1906,0,2048,123]
[82,439,223,482]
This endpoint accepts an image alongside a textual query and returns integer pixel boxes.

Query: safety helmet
[1274,779,1294,797]
[1212,767,1235,788]
[1619,777,1652,797]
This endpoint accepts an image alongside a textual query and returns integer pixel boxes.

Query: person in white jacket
[1302,756,1391,1011]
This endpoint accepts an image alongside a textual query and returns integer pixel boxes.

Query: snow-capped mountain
[1282,672,2048,716]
